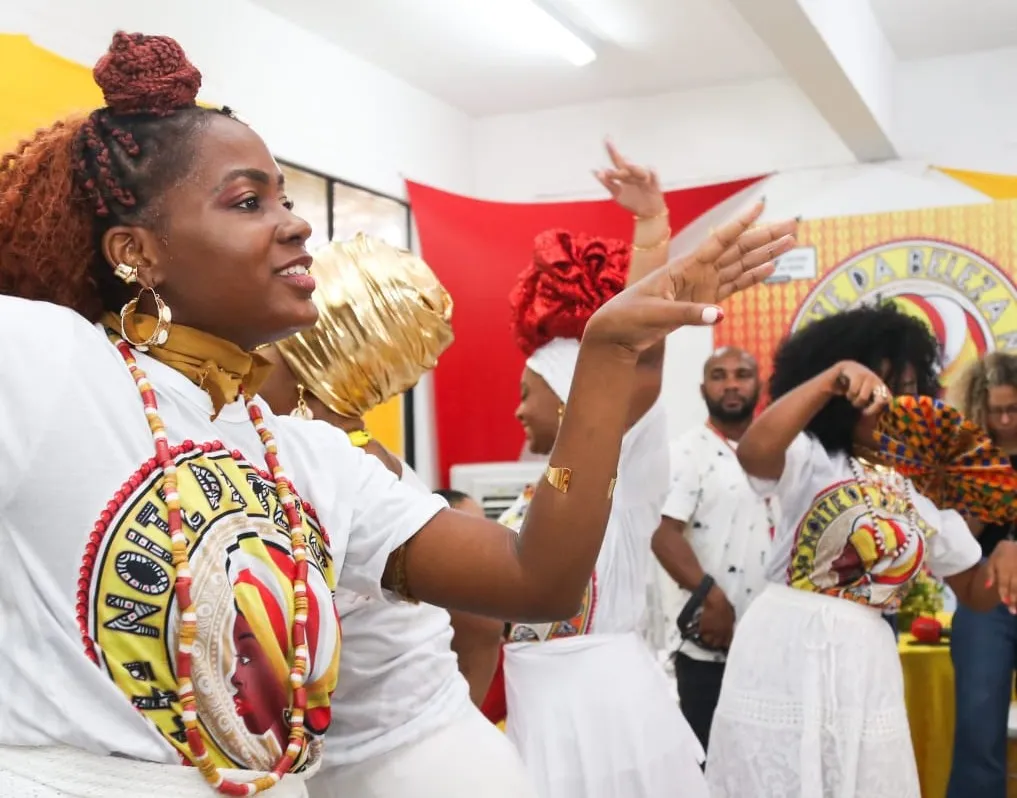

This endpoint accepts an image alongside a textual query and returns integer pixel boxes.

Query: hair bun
[93,31,202,116]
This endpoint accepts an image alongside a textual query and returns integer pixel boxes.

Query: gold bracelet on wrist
[348,429,372,448]
[545,465,618,499]
[632,227,672,252]
[634,207,669,222]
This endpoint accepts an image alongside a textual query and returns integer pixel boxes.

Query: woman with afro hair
[495,144,800,798]
[0,31,792,798]
[704,303,1017,798]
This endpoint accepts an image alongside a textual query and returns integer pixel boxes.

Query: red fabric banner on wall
[407,177,767,485]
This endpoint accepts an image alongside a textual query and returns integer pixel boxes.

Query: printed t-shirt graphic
[80,443,341,770]
[787,476,933,608]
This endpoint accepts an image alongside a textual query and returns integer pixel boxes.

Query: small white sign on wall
[765,246,818,284]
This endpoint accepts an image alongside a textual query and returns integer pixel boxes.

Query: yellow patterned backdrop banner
[715,200,1017,391]
[1,34,406,457]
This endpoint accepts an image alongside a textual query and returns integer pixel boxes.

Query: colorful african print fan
[874,395,1017,524]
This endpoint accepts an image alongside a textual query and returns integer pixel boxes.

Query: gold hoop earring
[114,263,138,284]
[290,384,314,420]
[119,287,172,351]
[557,403,565,428]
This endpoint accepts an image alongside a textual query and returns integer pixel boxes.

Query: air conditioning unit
[449,461,546,520]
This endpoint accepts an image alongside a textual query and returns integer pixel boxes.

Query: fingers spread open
[717,218,799,270]
[715,234,795,287]
[715,262,777,301]
[693,201,767,266]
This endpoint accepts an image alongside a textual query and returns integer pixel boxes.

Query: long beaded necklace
[848,456,920,546]
[115,339,312,796]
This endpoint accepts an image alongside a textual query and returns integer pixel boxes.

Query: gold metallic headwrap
[276,233,454,417]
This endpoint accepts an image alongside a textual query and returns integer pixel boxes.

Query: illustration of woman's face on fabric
[231,610,290,747]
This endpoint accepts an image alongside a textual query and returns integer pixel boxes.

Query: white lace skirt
[505,632,707,798]
[706,584,919,798]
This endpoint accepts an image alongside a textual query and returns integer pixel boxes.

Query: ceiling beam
[727,0,898,162]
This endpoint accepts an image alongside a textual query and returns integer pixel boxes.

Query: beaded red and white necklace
[115,338,313,796]
[848,456,920,541]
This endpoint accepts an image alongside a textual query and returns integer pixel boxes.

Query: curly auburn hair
[0,31,229,320]
[509,229,629,357]
[770,303,942,455]
[947,351,1017,436]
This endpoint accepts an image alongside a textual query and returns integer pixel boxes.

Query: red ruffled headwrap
[509,229,631,357]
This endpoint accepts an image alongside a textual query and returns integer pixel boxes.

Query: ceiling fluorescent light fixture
[504,0,597,67]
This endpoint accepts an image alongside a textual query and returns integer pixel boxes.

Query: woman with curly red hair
[0,32,790,797]
[494,146,800,798]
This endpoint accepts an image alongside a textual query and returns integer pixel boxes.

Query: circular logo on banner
[791,239,1017,386]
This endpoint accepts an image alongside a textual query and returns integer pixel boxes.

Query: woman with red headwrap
[495,145,800,798]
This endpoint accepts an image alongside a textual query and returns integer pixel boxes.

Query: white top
[660,426,775,662]
[0,296,446,770]
[753,432,981,607]
[505,400,670,644]
[319,461,470,769]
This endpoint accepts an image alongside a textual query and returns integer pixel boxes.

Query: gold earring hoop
[119,287,172,351]
[290,384,314,420]
[114,262,138,284]
[557,403,565,428]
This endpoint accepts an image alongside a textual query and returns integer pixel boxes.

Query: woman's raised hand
[583,202,798,357]
[593,140,666,219]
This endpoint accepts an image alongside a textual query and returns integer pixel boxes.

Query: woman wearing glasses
[946,352,1017,798]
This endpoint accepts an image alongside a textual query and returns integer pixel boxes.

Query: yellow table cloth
[899,613,954,798]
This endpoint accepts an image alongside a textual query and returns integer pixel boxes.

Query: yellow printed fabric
[715,202,1017,390]
[789,474,932,609]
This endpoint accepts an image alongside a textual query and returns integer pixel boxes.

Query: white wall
[469,68,1002,444]
[1,0,473,200]
[895,46,1017,177]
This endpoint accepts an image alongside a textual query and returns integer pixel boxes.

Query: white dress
[502,402,708,798]
[705,433,982,798]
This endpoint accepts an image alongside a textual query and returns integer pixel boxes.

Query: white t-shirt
[319,461,470,769]
[754,433,980,607]
[0,296,446,770]
[660,426,775,662]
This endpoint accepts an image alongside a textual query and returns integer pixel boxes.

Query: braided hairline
[72,105,242,224]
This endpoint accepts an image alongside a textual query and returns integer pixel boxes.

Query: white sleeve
[747,432,821,501]
[273,416,449,600]
[342,445,448,598]
[398,460,431,495]
[660,438,701,523]
[0,298,85,509]
[913,494,982,579]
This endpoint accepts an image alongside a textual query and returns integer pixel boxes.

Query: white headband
[525,338,580,404]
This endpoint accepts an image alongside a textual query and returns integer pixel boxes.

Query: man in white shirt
[651,347,774,752]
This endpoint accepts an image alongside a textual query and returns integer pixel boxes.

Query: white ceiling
[250,0,784,115]
[869,0,1017,60]
[252,0,1017,117]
